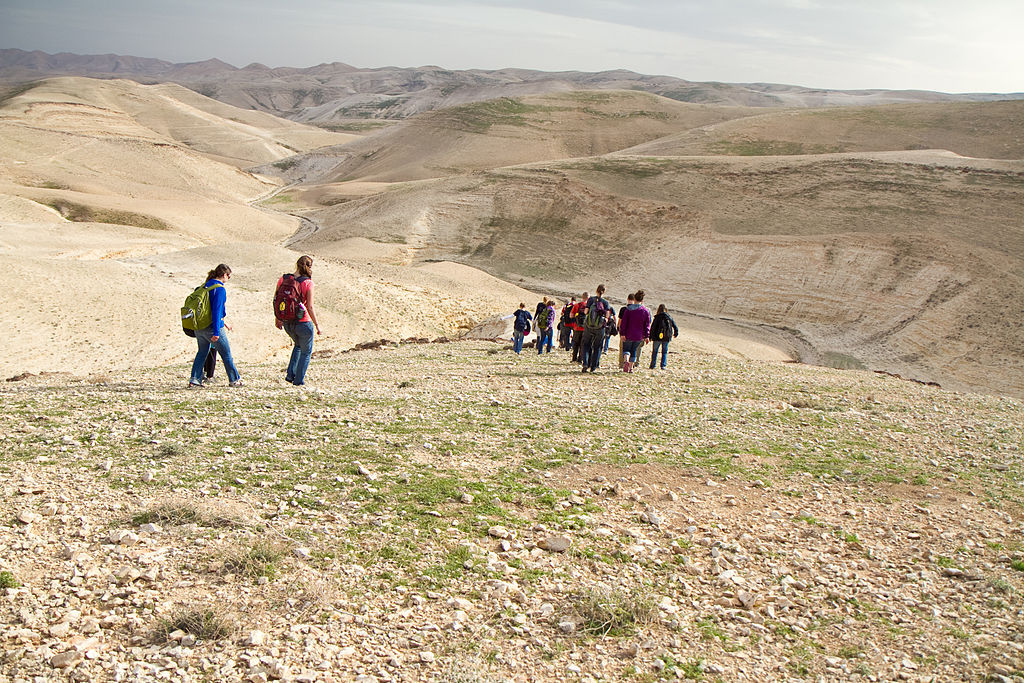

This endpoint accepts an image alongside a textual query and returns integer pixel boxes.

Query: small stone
[139,523,161,534]
[18,510,40,524]
[488,525,511,539]
[50,651,82,669]
[142,471,155,483]
[41,502,59,516]
[293,547,311,560]
[419,651,435,664]
[460,493,474,504]
[245,630,267,646]
[539,536,571,553]
[558,621,576,634]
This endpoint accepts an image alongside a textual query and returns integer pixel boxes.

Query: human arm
[670,315,679,338]
[209,284,227,340]
[305,281,321,334]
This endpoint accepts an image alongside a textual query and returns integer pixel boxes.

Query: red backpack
[273,274,307,322]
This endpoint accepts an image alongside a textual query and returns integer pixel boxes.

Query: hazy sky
[2,0,1021,93]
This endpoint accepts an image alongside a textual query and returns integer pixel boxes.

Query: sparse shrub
[1010,559,1024,572]
[223,541,285,580]
[570,587,655,637]
[131,500,248,529]
[272,158,298,171]
[158,442,186,458]
[0,570,20,589]
[156,607,234,642]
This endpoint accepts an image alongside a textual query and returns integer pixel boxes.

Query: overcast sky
[2,0,1021,93]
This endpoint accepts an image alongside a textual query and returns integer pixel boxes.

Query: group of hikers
[182,263,680,388]
[511,285,680,372]
[182,256,322,388]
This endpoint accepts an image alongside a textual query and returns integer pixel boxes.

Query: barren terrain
[0,68,1022,683]
[2,342,1022,682]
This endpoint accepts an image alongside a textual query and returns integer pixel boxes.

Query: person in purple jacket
[618,289,651,372]
[188,264,243,388]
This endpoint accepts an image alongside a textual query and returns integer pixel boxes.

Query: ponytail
[207,264,231,281]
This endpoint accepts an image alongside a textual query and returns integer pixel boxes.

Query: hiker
[579,285,611,373]
[619,289,651,373]
[511,303,532,355]
[569,293,588,363]
[188,264,243,388]
[536,298,556,354]
[275,255,321,386]
[616,293,635,369]
[602,305,616,353]
[557,297,575,350]
[648,304,680,369]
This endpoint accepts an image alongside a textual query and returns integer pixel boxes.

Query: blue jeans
[191,327,240,384]
[512,330,525,354]
[284,321,315,384]
[602,333,611,352]
[622,339,643,364]
[650,340,670,368]
[537,328,553,354]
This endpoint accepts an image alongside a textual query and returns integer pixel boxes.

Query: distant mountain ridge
[2,48,1021,124]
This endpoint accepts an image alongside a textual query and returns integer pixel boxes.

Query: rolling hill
[3,49,1021,125]
[294,150,1024,396]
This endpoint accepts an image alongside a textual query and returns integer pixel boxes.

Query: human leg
[211,332,241,383]
[588,330,606,370]
[190,333,212,385]
[659,341,670,368]
[289,322,315,384]
[513,331,524,354]
[204,347,217,380]
[285,322,314,384]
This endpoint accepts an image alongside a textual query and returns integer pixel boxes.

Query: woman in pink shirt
[276,255,321,385]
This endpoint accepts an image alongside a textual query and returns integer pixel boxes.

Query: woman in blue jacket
[189,264,243,388]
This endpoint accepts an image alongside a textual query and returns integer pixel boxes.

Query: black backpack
[651,314,667,341]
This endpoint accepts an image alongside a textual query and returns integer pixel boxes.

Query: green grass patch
[43,199,172,231]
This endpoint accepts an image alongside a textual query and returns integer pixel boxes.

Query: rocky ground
[1,340,1022,682]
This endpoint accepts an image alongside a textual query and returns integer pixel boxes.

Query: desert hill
[255,91,762,183]
[294,151,1024,396]
[623,100,1024,160]
[0,77,550,380]
[3,49,1021,125]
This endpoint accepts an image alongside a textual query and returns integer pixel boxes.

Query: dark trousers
[571,329,584,363]
[203,348,217,378]
[580,329,606,371]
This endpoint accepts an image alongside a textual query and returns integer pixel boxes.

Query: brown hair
[634,289,645,303]
[296,255,313,278]
[596,284,606,296]
[657,304,666,314]
[206,264,231,281]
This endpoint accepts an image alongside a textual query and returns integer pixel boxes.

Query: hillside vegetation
[624,100,1024,160]
[2,342,1022,680]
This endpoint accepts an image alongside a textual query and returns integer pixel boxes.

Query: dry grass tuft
[156,607,236,642]
[570,587,656,637]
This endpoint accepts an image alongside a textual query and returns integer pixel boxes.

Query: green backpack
[180,283,222,331]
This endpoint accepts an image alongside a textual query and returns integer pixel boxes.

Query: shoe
[202,376,215,385]
[188,382,203,389]
[229,379,244,387]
